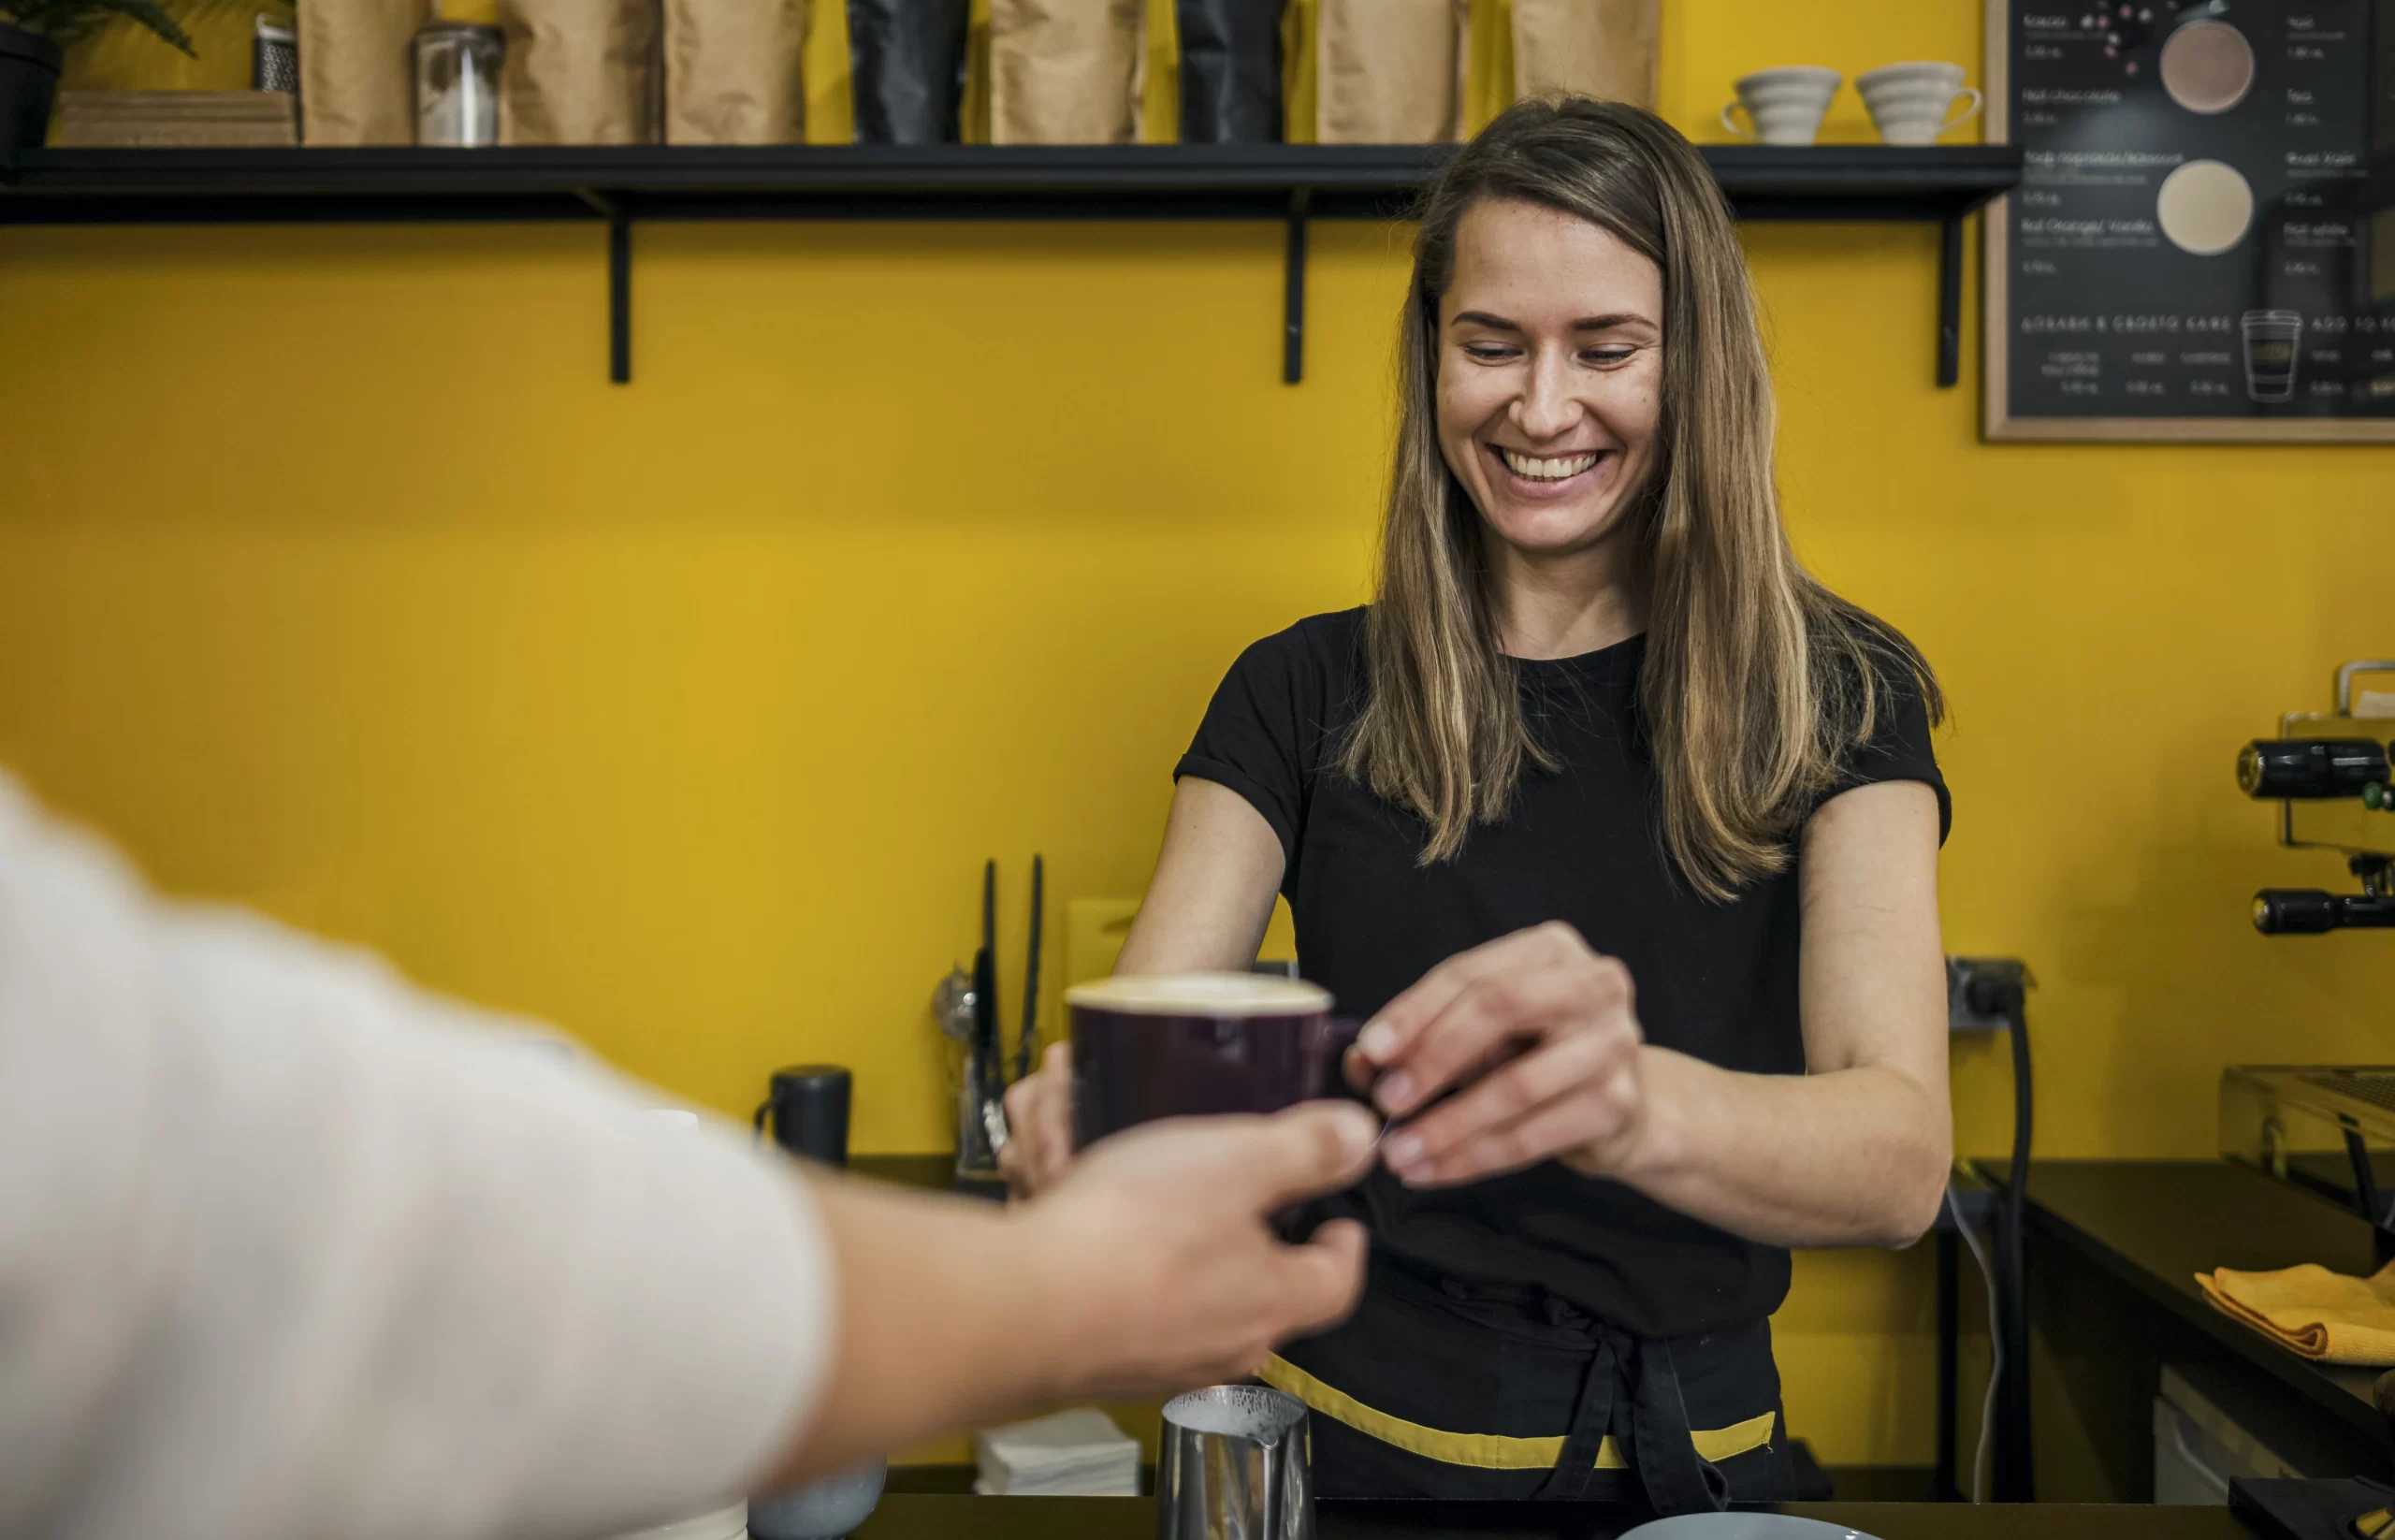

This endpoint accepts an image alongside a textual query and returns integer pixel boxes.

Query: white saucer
[1619,1516,1883,1540]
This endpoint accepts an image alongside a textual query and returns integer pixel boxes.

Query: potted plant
[2,0,196,150]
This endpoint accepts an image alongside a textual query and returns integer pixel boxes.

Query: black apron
[1262,1250,1793,1511]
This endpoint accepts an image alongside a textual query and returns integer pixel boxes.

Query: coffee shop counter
[850,1495,2251,1540]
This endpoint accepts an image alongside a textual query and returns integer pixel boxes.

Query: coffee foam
[1067,972,1331,1017]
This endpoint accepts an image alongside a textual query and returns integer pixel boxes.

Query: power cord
[1946,1185,2002,1504]
[1946,957,2035,1504]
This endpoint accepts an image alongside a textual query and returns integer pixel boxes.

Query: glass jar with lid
[414,22,502,147]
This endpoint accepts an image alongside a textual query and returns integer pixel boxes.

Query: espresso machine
[2237,660,2395,935]
[2222,661,2395,1257]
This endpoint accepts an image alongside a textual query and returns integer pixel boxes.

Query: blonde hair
[1337,96,1941,901]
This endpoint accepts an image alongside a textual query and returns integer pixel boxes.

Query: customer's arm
[0,774,1371,1540]
[774,1107,1373,1482]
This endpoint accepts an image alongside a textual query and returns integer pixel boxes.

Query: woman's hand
[998,1041,1077,1199]
[1347,922,1653,1186]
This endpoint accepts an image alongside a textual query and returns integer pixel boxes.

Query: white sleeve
[0,774,836,1540]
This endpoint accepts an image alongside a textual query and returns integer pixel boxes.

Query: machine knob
[2254,890,2342,934]
[2239,738,2391,799]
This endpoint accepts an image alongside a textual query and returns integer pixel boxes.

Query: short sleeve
[1173,619,1341,873]
[1824,661,1952,844]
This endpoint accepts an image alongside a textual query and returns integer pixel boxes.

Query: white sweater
[0,772,834,1540]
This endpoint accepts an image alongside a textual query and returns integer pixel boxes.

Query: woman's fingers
[1370,953,1611,1116]
[1352,923,1573,1069]
[1355,923,1604,1084]
[999,1044,1078,1198]
[1381,1020,1631,1175]
[1390,1082,1632,1186]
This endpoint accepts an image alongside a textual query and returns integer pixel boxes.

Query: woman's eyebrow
[1447,310,1655,331]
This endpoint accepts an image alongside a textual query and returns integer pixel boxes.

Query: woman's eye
[1462,343,1519,362]
[1583,348,1637,366]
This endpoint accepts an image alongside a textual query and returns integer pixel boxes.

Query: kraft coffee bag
[849,0,971,142]
[664,0,807,143]
[297,0,417,145]
[990,0,1144,145]
[1315,0,1462,144]
[499,0,660,145]
[1513,0,1659,109]
[1176,0,1280,142]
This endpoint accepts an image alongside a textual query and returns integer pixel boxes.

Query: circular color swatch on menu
[2159,20,2255,113]
[2156,159,2254,254]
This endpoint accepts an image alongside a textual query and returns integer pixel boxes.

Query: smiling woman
[1000,97,1954,1514]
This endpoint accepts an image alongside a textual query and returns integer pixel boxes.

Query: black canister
[755,1065,853,1167]
[847,0,970,144]
[1177,0,1284,143]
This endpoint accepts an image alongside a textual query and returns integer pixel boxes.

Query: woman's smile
[1488,443,1618,500]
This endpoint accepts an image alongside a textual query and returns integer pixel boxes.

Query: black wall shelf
[0,142,2022,386]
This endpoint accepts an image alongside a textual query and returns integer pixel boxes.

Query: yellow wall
[6,0,2391,1470]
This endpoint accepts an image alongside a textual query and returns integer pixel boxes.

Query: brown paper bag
[500,0,661,144]
[1315,0,1464,144]
[989,0,1144,145]
[663,0,808,144]
[297,0,418,146]
[1513,0,1659,109]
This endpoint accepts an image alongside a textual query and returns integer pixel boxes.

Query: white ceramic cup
[1855,61,1981,145]
[1720,65,1842,147]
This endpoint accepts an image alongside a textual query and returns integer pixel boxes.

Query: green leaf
[1,0,198,56]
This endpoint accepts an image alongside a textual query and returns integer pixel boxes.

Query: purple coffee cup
[1067,973,1363,1149]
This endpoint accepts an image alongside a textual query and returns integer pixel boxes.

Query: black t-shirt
[1174,606,1950,1339]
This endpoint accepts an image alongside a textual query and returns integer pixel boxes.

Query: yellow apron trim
[1257,1354,1778,1473]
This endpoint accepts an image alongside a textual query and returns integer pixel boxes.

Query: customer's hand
[1019,1101,1376,1399]
[998,1041,1076,1199]
[1345,922,1649,1186]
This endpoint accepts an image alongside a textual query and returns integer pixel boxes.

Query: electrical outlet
[1948,956,2032,1034]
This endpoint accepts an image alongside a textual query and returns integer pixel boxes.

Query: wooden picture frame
[1981,0,2395,443]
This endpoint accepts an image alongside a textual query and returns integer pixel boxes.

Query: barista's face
[1434,197,1664,560]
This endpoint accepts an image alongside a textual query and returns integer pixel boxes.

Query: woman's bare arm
[1114,777,1287,975]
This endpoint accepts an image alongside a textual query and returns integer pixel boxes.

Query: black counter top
[1978,1160,2383,1439]
[850,1493,2250,1540]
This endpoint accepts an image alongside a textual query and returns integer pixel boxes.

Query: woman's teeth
[1498,448,1600,481]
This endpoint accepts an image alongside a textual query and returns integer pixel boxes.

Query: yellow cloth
[2197,1260,2395,1365]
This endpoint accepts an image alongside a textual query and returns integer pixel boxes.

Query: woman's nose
[1511,351,1580,441]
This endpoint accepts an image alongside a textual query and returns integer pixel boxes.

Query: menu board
[1985,0,2395,441]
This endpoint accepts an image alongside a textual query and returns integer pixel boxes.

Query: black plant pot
[0,22,62,153]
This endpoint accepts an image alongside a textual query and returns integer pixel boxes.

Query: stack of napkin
[2198,1259,2395,1364]
[975,1408,1140,1496]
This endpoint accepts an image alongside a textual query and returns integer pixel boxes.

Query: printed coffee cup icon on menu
[1720,66,1842,146]
[2242,311,2302,404]
[1856,62,1981,145]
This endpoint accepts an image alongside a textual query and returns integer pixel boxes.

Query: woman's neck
[1482,533,1648,661]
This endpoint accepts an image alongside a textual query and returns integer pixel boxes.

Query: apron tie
[1626,1335,1735,1515]
[1531,1325,1625,1499]
[1531,1321,1732,1513]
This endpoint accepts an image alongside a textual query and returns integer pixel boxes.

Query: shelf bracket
[574,189,631,385]
[1937,212,1964,389]
[1284,186,1312,385]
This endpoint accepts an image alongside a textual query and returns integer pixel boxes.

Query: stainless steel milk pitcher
[1156,1386,1314,1540]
